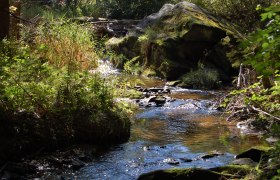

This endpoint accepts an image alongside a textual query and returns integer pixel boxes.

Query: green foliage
[242,5,280,77]
[0,19,131,146]
[223,5,280,132]
[94,0,175,19]
[33,20,97,69]
[124,56,142,75]
[180,64,220,89]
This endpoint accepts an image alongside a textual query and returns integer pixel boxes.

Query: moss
[148,3,241,40]
[106,37,125,46]
[211,165,253,177]
[138,168,227,180]
[164,168,194,177]
[252,146,274,152]
[142,68,157,77]
[106,2,242,81]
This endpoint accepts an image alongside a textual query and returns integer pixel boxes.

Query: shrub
[33,20,98,70]
[0,20,131,157]
[180,66,220,89]
[124,56,142,75]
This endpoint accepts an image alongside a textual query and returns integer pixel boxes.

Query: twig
[4,10,35,24]
[237,63,243,88]
[192,103,202,109]
[252,106,280,121]
[226,109,243,121]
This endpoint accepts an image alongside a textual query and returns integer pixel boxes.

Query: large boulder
[106,2,242,83]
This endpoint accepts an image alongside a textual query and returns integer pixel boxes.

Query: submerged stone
[163,158,180,165]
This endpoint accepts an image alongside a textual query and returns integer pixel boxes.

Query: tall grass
[0,18,131,153]
[34,20,98,70]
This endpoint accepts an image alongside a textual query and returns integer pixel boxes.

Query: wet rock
[143,146,151,151]
[235,147,272,162]
[201,152,224,159]
[147,96,167,106]
[166,80,182,87]
[148,88,165,93]
[163,158,180,165]
[142,88,149,93]
[231,158,258,167]
[71,159,85,171]
[134,86,145,92]
[180,158,193,163]
[155,97,167,106]
[145,103,153,107]
[162,89,171,94]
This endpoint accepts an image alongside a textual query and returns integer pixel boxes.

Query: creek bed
[75,85,266,179]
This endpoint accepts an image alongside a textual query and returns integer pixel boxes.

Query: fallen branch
[252,106,280,121]
[226,109,244,121]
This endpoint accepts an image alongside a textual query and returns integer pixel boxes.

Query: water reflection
[77,88,267,179]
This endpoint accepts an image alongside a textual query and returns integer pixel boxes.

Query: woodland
[0,0,279,179]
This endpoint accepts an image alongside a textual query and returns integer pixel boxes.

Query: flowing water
[75,69,267,179]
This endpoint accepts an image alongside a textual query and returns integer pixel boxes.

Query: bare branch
[252,106,280,121]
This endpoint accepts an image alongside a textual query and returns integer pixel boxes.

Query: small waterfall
[89,59,120,76]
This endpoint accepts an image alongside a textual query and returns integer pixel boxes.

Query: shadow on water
[76,81,267,179]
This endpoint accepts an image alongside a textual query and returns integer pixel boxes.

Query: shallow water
[76,82,267,180]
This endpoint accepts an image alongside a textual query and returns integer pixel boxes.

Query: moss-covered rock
[137,168,224,180]
[138,165,254,180]
[235,146,273,163]
[106,2,242,88]
[106,35,140,60]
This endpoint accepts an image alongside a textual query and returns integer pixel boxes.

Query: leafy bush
[34,20,98,70]
[242,5,280,77]
[180,64,220,89]
[0,20,131,152]
[222,5,280,132]
[89,0,178,19]
[124,56,142,75]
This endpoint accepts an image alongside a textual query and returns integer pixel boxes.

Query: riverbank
[0,77,268,179]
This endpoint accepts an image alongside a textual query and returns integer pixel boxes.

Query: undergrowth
[0,19,131,163]
[219,5,280,179]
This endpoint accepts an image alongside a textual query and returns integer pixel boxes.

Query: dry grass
[34,21,98,71]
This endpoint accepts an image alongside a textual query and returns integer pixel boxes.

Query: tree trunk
[0,0,10,40]
[10,0,22,40]
[262,76,272,89]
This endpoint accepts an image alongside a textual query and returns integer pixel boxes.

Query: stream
[73,63,267,179]
[18,61,267,180]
